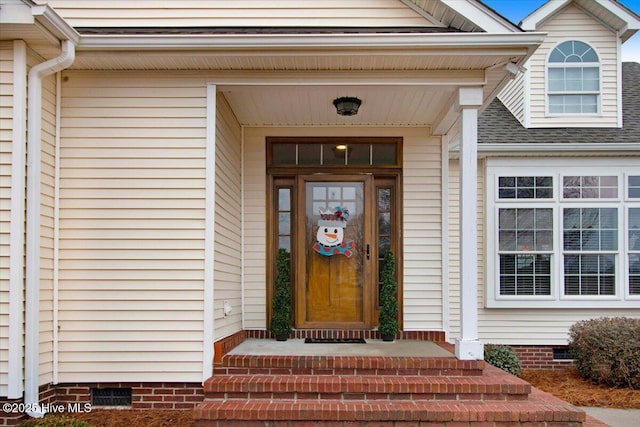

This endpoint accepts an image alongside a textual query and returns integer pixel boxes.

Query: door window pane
[377,187,393,305]
[277,187,292,251]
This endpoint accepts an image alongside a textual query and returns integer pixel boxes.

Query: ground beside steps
[194,342,591,427]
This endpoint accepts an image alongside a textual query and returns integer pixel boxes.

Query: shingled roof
[479,62,640,144]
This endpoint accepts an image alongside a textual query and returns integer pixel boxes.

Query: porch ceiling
[219,84,456,127]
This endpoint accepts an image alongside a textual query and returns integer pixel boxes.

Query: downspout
[25,39,75,418]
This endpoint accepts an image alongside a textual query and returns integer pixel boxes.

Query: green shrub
[568,316,640,389]
[378,251,399,339]
[484,344,521,376]
[270,248,292,339]
[20,415,92,427]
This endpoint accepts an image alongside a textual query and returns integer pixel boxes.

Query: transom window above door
[269,138,400,167]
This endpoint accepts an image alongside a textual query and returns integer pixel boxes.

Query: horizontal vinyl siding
[402,130,443,331]
[57,72,207,382]
[39,71,56,386]
[213,93,242,340]
[478,309,640,345]
[528,5,619,128]
[38,0,430,27]
[497,70,525,126]
[0,43,13,397]
[447,160,460,339]
[241,130,267,330]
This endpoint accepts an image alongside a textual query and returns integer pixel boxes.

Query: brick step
[194,389,586,427]
[217,354,484,377]
[204,374,531,401]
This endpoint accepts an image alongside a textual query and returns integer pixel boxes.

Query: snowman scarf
[313,240,354,258]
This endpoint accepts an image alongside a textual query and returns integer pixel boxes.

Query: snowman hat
[318,206,349,228]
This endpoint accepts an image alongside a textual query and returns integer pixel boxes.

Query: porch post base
[455,338,484,360]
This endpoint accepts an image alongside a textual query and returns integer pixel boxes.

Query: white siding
[402,130,443,331]
[37,0,431,28]
[213,93,243,340]
[528,5,619,128]
[497,70,526,126]
[242,127,443,331]
[0,43,13,397]
[57,72,207,382]
[38,69,56,386]
[242,129,267,330]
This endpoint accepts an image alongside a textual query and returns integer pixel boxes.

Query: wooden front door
[296,175,373,328]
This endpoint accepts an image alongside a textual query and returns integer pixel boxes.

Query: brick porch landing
[194,339,593,427]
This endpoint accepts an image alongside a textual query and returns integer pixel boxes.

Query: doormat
[304,337,366,344]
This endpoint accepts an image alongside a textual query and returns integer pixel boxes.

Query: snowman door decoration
[312,206,354,258]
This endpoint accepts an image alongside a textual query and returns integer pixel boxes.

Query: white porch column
[455,87,484,360]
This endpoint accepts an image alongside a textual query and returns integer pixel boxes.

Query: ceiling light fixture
[333,97,362,116]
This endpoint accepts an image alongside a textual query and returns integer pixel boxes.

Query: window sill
[486,297,640,309]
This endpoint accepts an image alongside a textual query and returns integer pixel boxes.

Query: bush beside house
[270,249,292,340]
[378,251,399,341]
[568,317,640,390]
[484,344,521,376]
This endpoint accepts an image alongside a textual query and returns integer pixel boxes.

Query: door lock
[366,244,370,260]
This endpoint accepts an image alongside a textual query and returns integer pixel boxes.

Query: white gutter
[8,39,27,400]
[25,39,75,418]
[78,32,546,51]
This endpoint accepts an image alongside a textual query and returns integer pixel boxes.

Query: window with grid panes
[487,162,640,308]
[629,176,640,295]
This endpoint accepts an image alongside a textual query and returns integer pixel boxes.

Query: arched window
[547,40,600,114]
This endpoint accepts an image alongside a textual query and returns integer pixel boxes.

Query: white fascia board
[440,0,521,33]
[521,0,571,30]
[476,142,640,155]
[77,32,546,52]
[593,0,640,29]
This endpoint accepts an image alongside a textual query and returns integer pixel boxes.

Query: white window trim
[486,158,640,309]
[545,40,602,117]
[625,175,640,299]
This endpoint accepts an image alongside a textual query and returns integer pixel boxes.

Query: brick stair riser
[206,391,529,401]
[218,356,484,377]
[214,367,483,376]
[193,400,585,425]
[204,376,530,402]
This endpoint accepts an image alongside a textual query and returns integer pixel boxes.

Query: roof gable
[521,0,640,42]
